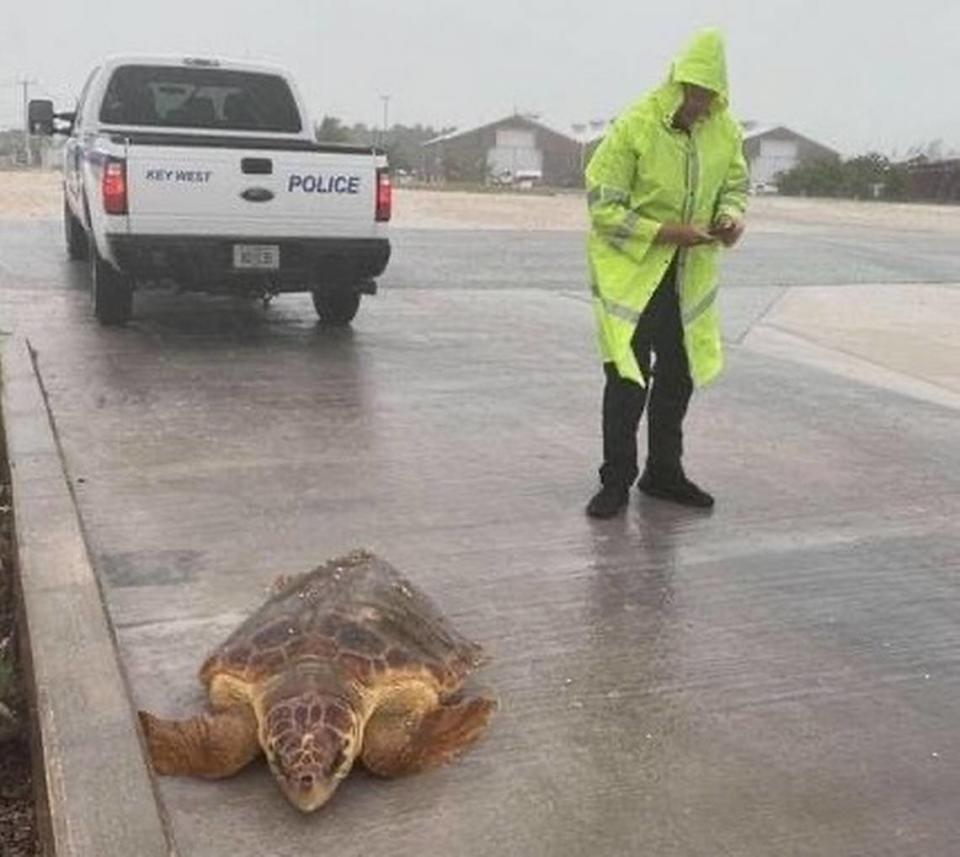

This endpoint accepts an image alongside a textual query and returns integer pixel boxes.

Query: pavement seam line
[739,285,790,342]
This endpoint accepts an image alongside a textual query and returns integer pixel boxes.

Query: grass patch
[0,365,39,855]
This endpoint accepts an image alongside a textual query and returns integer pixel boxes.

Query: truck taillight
[375,168,392,222]
[102,158,128,215]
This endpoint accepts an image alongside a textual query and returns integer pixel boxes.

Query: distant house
[421,115,584,187]
[742,124,839,188]
[905,158,960,203]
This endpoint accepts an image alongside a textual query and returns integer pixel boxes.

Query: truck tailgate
[124,142,381,238]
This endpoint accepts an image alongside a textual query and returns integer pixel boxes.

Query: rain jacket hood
[671,27,729,107]
[654,27,731,127]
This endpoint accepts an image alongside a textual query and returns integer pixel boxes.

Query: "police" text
[288,174,361,194]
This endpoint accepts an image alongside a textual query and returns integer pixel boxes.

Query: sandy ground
[2,169,959,234]
[397,188,960,234]
[0,171,63,220]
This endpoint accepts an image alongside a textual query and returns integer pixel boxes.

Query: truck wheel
[312,289,360,326]
[64,200,88,261]
[89,237,133,326]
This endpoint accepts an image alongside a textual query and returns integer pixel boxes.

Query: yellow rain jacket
[586,27,749,387]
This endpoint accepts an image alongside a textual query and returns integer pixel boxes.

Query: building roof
[422,128,460,146]
[907,157,960,170]
[743,124,839,156]
[423,114,579,147]
[742,124,780,140]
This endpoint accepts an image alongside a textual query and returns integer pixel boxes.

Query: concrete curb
[1,337,174,857]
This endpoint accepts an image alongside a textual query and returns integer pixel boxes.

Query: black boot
[586,484,629,519]
[637,465,714,509]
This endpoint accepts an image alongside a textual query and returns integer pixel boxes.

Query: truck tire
[89,236,133,325]
[312,288,360,326]
[64,200,88,261]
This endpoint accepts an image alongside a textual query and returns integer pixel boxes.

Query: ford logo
[240,187,274,203]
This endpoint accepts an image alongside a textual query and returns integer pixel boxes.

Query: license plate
[233,244,280,269]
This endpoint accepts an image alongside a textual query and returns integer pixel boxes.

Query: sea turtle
[138,550,496,812]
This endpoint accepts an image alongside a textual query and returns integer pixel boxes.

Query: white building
[743,124,839,188]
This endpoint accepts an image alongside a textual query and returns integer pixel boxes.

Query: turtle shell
[199,551,486,699]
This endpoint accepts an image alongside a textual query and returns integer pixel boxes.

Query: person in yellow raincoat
[585,27,748,519]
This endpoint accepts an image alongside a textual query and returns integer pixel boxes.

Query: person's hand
[655,222,717,247]
[709,215,745,247]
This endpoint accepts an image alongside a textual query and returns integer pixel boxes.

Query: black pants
[599,260,693,489]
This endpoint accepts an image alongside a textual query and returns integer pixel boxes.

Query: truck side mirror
[28,99,55,136]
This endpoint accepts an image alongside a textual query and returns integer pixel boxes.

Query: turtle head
[260,691,362,812]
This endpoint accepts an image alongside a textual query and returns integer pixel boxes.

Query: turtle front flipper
[138,705,261,779]
[361,694,497,778]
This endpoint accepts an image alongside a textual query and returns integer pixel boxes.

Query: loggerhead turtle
[138,550,496,812]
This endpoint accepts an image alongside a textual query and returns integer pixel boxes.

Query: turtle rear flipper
[139,705,261,779]
[361,694,496,778]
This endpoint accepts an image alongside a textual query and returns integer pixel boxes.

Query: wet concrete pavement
[2,217,960,856]
[383,224,960,290]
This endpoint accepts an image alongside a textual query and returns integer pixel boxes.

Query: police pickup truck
[29,56,391,325]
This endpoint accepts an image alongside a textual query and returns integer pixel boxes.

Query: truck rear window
[99,65,302,133]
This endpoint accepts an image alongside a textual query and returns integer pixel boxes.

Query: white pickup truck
[30,56,391,325]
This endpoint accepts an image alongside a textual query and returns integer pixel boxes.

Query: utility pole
[572,123,588,176]
[379,94,391,148]
[18,77,39,166]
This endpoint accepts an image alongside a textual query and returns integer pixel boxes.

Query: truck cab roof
[84,56,314,141]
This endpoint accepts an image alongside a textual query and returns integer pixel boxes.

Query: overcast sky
[2,0,957,157]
